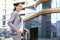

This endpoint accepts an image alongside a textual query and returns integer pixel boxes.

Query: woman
[8,3,29,40]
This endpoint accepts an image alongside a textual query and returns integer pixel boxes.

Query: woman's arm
[7,12,18,31]
[24,28,30,33]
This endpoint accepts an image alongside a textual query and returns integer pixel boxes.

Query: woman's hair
[13,3,21,11]
[13,7,16,11]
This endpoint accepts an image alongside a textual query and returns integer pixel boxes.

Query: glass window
[3,15,6,19]
[25,1,28,5]
[36,4,42,12]
[51,0,60,8]
[51,0,57,8]
[34,0,36,1]
[56,0,60,7]
[51,13,57,19]
[6,4,13,10]
[0,21,2,26]
[57,13,60,19]
[56,20,60,36]
[3,21,6,25]
[6,10,13,14]
[51,13,60,38]
[13,0,16,1]
[6,15,10,20]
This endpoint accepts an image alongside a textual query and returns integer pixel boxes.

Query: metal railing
[21,31,30,40]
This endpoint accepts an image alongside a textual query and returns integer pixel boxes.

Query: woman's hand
[25,29,30,34]
[16,30,21,34]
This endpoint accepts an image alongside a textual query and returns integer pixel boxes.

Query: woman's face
[16,4,23,12]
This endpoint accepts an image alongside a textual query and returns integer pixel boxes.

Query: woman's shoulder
[11,11,17,16]
[12,11,17,14]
